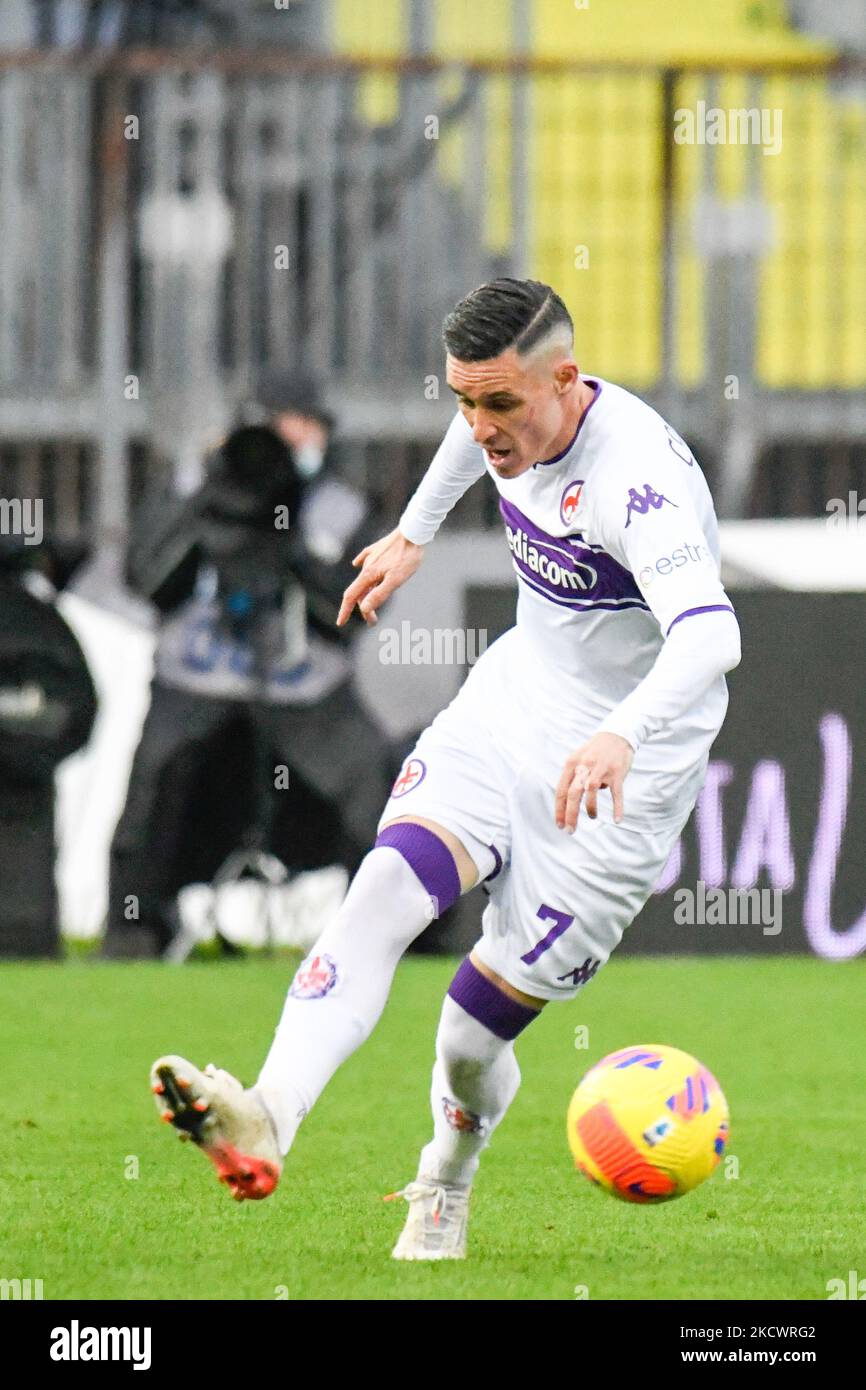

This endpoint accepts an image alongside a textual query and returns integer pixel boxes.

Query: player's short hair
[442,278,573,363]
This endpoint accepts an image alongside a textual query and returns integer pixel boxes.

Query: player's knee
[373,822,462,918]
[380,814,479,891]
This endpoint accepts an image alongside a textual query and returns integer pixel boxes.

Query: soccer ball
[567,1044,729,1203]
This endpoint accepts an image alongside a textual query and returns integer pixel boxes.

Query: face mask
[294,443,325,479]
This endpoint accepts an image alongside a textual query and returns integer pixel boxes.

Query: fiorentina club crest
[442,1097,484,1133]
[560,479,584,527]
[290,953,338,1000]
[391,757,426,798]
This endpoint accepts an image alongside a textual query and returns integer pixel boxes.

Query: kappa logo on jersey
[624,483,679,528]
[442,1097,484,1133]
[391,757,426,797]
[290,953,338,999]
[559,479,584,527]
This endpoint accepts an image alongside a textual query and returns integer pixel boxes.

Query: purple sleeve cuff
[666,603,735,637]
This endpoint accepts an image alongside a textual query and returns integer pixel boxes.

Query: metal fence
[0,50,864,555]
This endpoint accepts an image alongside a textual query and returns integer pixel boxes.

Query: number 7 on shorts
[520,904,574,965]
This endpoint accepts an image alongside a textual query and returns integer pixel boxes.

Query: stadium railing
[0,49,864,553]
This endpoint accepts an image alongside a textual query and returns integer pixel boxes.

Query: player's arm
[337,412,486,626]
[557,472,741,829]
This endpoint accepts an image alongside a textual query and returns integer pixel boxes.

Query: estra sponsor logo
[639,540,711,586]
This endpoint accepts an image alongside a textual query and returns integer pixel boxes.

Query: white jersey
[380,377,740,996]
[399,375,737,797]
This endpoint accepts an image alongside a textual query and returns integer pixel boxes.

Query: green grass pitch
[2,954,864,1301]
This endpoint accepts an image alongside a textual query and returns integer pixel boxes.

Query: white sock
[254,846,437,1153]
[416,994,522,1188]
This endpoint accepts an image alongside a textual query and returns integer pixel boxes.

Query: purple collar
[533,379,602,468]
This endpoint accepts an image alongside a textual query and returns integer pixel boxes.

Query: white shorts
[378,634,698,1002]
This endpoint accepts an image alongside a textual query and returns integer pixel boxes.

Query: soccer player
[151,279,741,1260]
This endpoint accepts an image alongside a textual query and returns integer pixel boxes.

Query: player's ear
[554,360,579,393]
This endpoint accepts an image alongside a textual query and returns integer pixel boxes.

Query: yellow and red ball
[568,1044,729,1203]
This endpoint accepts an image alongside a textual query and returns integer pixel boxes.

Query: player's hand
[336,527,424,627]
[555,733,635,831]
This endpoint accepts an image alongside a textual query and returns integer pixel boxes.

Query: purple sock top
[374,822,461,918]
[448,957,539,1041]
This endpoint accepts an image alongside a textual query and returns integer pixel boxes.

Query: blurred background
[0,0,863,962]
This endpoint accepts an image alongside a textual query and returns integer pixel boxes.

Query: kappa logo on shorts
[390,757,426,797]
[560,479,584,527]
[442,1097,484,1133]
[289,953,338,999]
[556,957,600,987]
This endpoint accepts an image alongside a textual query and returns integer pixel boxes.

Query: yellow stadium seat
[331,2,863,387]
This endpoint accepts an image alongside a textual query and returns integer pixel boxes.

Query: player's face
[446,348,580,478]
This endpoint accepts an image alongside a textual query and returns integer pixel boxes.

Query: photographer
[0,536,97,957]
[102,392,392,959]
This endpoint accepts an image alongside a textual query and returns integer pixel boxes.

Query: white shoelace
[385,1179,464,1227]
